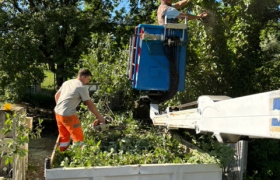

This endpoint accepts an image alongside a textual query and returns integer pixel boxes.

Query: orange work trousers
[55,113,84,151]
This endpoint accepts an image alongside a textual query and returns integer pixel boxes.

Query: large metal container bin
[45,163,222,180]
[45,136,222,180]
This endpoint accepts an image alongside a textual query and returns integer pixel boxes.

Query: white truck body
[151,90,280,143]
[45,133,223,180]
[45,163,222,180]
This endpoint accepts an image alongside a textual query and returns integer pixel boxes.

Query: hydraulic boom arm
[150,90,280,143]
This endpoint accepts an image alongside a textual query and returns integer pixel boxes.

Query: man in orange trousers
[54,69,105,151]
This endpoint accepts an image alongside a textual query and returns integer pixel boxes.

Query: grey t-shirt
[54,79,90,116]
[165,5,181,19]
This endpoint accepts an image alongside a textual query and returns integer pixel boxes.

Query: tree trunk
[56,64,65,89]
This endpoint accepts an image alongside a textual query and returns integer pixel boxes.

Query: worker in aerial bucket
[54,69,105,151]
[157,0,208,25]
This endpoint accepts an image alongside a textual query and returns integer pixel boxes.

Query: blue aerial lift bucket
[127,22,188,102]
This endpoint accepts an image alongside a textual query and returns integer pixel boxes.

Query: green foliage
[168,0,280,105]
[0,111,44,164]
[0,0,279,177]
[112,0,158,46]
[80,33,137,110]
[179,131,236,168]
[245,139,280,180]
[29,118,44,139]
[41,70,55,91]
[0,0,117,97]
[256,28,280,91]
[54,111,222,167]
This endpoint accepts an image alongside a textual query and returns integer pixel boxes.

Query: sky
[115,0,131,12]
[115,0,223,12]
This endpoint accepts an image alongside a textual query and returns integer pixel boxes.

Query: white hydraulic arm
[150,90,280,143]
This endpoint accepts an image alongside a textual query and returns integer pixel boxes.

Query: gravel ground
[26,108,58,180]
[26,133,57,180]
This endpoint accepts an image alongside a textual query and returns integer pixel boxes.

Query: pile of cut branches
[53,109,233,168]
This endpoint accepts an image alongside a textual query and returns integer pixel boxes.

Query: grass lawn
[41,70,55,91]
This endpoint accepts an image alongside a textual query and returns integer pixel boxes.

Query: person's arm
[84,100,105,124]
[54,91,61,104]
[177,12,207,20]
[173,0,191,9]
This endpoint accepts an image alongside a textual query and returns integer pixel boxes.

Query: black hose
[149,35,181,103]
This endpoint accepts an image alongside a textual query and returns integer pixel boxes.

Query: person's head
[77,69,92,85]
[161,0,172,5]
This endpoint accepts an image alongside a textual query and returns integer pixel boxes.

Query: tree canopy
[170,0,280,104]
[0,0,280,178]
[0,0,119,99]
[0,0,279,102]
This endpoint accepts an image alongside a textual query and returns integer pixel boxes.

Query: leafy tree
[162,1,280,179]
[0,1,45,99]
[256,23,280,91]
[80,33,137,110]
[112,0,159,48]
[246,139,280,180]
[0,0,118,100]
[167,0,280,106]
